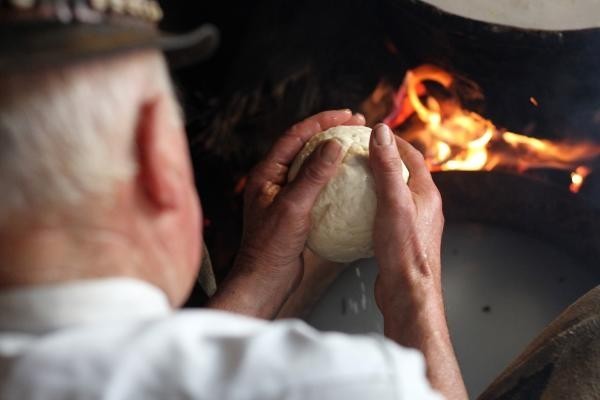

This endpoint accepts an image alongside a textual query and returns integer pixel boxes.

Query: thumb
[369,124,412,208]
[278,139,343,213]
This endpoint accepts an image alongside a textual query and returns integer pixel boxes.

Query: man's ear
[135,97,179,210]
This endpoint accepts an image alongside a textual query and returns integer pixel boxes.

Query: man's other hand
[208,110,365,319]
[369,123,467,400]
[368,123,444,313]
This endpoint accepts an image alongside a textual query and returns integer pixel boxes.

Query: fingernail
[341,108,352,114]
[374,124,392,146]
[355,113,366,122]
[320,140,342,164]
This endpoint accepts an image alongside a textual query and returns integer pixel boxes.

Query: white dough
[421,0,600,30]
[288,126,410,263]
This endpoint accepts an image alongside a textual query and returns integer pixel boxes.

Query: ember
[382,65,600,193]
[570,166,590,194]
[529,97,539,107]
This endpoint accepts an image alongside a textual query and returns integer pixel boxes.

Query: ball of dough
[288,125,410,263]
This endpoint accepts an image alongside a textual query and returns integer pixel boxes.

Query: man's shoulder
[159,310,438,398]
[2,310,440,399]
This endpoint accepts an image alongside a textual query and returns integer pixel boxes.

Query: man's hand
[276,249,345,319]
[369,123,468,400]
[369,123,444,313]
[207,110,365,319]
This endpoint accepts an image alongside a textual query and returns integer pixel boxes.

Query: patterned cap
[0,0,219,71]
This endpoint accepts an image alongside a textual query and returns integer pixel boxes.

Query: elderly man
[1,2,598,400]
[0,2,464,399]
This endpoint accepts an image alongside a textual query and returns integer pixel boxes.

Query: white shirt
[0,278,442,400]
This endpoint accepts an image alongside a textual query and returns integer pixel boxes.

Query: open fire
[379,65,600,193]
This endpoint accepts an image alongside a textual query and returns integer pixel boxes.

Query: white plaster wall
[307,223,599,396]
[421,0,600,30]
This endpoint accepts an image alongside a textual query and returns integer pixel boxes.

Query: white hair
[0,51,179,224]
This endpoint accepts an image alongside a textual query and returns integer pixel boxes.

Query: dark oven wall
[164,0,403,283]
[163,0,600,303]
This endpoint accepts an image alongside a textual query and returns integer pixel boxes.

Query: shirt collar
[0,278,172,334]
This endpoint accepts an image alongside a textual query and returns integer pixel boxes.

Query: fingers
[276,139,343,216]
[266,110,354,168]
[247,109,362,197]
[394,136,439,197]
[369,124,413,209]
[252,180,282,209]
[343,113,366,126]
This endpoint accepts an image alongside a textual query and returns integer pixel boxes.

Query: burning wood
[381,64,600,193]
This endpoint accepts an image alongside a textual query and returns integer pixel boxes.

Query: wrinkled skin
[208,110,365,318]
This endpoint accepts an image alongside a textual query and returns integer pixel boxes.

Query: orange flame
[385,65,600,193]
[570,166,590,194]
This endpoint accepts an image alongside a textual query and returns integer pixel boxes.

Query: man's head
[0,51,202,307]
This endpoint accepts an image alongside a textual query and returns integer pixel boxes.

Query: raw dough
[289,126,410,263]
